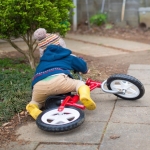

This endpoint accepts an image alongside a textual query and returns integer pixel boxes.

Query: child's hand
[87,69,90,73]
[71,54,77,57]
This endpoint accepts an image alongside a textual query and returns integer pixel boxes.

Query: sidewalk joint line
[38,142,99,146]
[97,99,117,149]
[65,37,133,53]
[112,122,150,125]
[118,106,150,107]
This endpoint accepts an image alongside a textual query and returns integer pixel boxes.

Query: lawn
[0,58,34,125]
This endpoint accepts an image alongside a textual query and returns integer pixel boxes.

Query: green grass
[0,58,34,125]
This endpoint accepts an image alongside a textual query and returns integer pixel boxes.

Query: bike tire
[44,93,72,109]
[45,95,65,109]
[36,107,85,132]
[107,74,145,100]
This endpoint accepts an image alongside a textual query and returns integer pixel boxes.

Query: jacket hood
[40,45,72,62]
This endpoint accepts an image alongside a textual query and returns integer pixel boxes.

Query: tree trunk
[27,54,36,69]
[6,35,37,70]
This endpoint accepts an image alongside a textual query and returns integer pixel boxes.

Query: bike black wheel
[36,107,85,132]
[44,93,72,109]
[107,74,145,100]
[45,95,65,109]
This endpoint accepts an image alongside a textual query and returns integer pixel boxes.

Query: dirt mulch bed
[0,111,34,148]
[73,24,150,44]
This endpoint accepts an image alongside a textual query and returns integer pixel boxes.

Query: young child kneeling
[26,28,96,120]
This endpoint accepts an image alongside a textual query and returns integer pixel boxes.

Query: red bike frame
[58,79,102,112]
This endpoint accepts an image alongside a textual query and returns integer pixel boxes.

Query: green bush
[0,58,34,125]
[90,13,107,26]
[0,0,74,38]
[0,0,74,69]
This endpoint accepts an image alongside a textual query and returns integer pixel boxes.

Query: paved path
[1,33,150,57]
[0,34,150,150]
[66,34,150,54]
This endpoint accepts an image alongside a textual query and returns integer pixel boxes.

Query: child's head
[34,28,66,51]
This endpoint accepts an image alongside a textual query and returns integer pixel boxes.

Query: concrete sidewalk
[0,34,150,150]
[1,64,149,150]
[1,33,150,57]
[65,33,150,54]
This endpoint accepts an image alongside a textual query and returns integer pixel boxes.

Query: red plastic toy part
[86,78,101,91]
[58,96,71,112]
[57,78,102,112]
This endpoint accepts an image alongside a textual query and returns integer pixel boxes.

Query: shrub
[0,58,34,125]
[90,13,107,26]
[0,0,74,69]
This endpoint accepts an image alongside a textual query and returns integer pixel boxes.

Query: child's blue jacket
[32,45,88,87]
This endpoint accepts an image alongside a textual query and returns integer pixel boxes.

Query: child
[26,28,96,120]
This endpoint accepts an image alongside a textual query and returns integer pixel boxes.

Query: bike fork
[58,95,85,112]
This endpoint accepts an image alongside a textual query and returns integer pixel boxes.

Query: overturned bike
[36,73,145,132]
